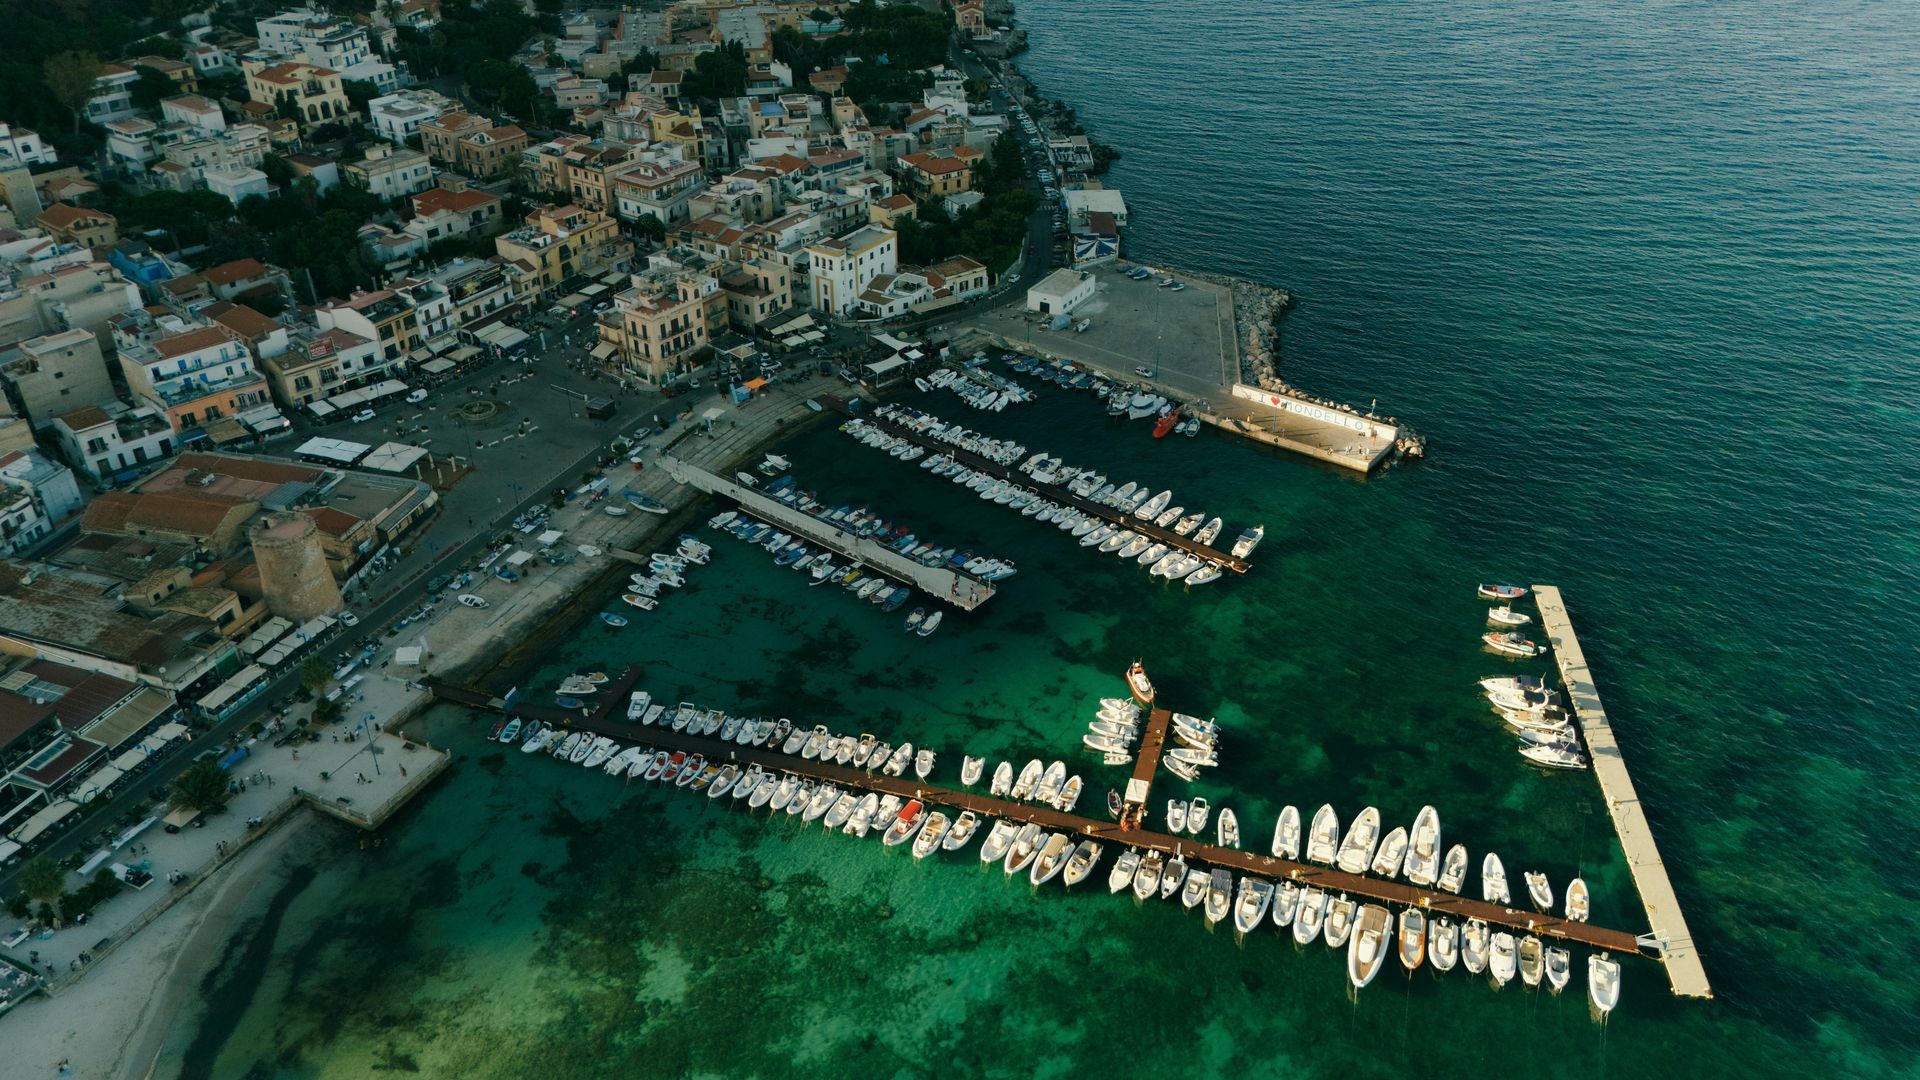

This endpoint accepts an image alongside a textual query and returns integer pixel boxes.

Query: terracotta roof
[754,154,809,175]
[901,151,973,176]
[37,203,114,230]
[205,301,280,340]
[159,274,208,297]
[83,489,251,538]
[254,62,335,85]
[300,505,362,536]
[58,405,113,430]
[411,187,499,215]
[649,70,684,85]
[876,193,915,210]
[203,258,271,286]
[153,326,233,359]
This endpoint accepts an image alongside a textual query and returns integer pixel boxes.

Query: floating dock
[654,455,997,611]
[433,673,1647,957]
[830,399,1251,575]
[1533,585,1712,999]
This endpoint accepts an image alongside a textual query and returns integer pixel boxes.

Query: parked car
[339,611,359,627]
[406,388,428,404]
[351,408,376,423]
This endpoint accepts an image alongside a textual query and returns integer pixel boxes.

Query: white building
[805,224,897,316]
[85,66,142,127]
[365,89,455,144]
[161,95,227,133]
[1063,188,1129,229]
[0,448,85,555]
[343,143,435,200]
[206,168,271,205]
[1025,267,1096,316]
[0,123,57,167]
[255,8,407,92]
[50,401,177,484]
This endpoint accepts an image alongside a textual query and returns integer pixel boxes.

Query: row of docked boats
[1160,711,1220,781]
[752,474,1018,582]
[1006,353,1117,396]
[977,756,1086,813]
[1083,697,1142,766]
[707,510,941,634]
[619,536,709,613]
[1482,674,1590,770]
[1479,583,1547,657]
[914,365,1033,411]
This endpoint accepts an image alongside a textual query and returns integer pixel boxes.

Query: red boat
[1152,411,1180,439]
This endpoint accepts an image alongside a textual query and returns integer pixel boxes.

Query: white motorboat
[1545,946,1571,993]
[767,776,801,812]
[1179,868,1209,910]
[1347,905,1392,990]
[1012,759,1043,800]
[872,795,902,836]
[1109,849,1142,894]
[625,691,652,721]
[1489,932,1518,987]
[1193,516,1224,546]
[1589,954,1622,1014]
[883,800,927,846]
[1322,894,1356,947]
[1216,807,1240,849]
[1134,489,1173,520]
[1203,869,1233,926]
[1125,661,1155,704]
[1186,797,1211,834]
[1520,742,1589,769]
[1404,805,1441,886]
[1034,760,1067,804]
[1370,826,1408,878]
[1429,918,1459,972]
[1461,919,1491,975]
[1292,887,1327,945]
[1479,673,1550,698]
[802,783,839,823]
[1166,798,1188,834]
[961,756,984,786]
[1161,852,1187,900]
[749,773,780,810]
[912,811,951,858]
[1487,604,1532,627]
[1483,631,1547,657]
[943,810,980,850]
[706,763,739,797]
[1487,684,1562,713]
[884,741,914,777]
[823,790,858,829]
[1478,583,1528,601]
[1002,823,1044,873]
[1398,908,1427,971]
[1230,525,1264,559]
[1519,935,1545,988]
[914,748,935,780]
[1166,746,1219,769]
[1525,871,1554,911]
[1437,844,1469,894]
[1061,840,1102,888]
[1270,882,1300,929]
[1335,806,1381,874]
[581,738,614,769]
[1566,876,1591,922]
[979,820,1018,863]
[1271,805,1301,860]
[1030,833,1072,886]
[1055,775,1084,812]
[1132,850,1165,901]
[1482,853,1511,904]
[990,760,1014,796]
[1306,804,1340,865]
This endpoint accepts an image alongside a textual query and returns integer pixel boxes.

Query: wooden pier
[432,675,1648,957]
[656,454,996,611]
[1533,585,1713,998]
[828,399,1252,575]
[1122,706,1173,824]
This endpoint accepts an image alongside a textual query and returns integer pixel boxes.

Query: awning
[781,335,806,348]
[505,550,535,566]
[394,646,423,666]
[742,378,768,391]
[701,407,724,422]
[449,346,481,363]
[72,765,125,804]
[361,442,428,474]
[591,343,617,360]
[420,358,456,375]
[491,328,530,349]
[8,799,79,843]
[153,722,190,741]
[307,400,338,417]
[537,529,563,546]
[0,840,20,863]
[112,745,150,771]
[863,356,908,377]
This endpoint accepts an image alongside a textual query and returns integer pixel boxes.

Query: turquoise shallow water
[172,2,1917,1076]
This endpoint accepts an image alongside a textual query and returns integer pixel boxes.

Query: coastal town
[0,0,1457,1067]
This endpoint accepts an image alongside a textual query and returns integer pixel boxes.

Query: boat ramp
[1533,585,1712,999]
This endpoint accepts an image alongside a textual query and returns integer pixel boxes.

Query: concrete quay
[657,455,997,611]
[1534,584,1713,999]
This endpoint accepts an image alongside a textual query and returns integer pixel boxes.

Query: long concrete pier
[656,454,997,611]
[433,676,1647,957]
[831,399,1252,575]
[1533,585,1712,999]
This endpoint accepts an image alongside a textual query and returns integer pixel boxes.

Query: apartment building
[806,224,897,316]
[896,147,982,198]
[494,204,631,301]
[50,402,177,484]
[418,113,528,179]
[597,257,723,384]
[0,124,58,167]
[366,88,456,144]
[0,449,86,557]
[611,157,706,227]
[316,289,421,364]
[343,143,436,200]
[1,328,118,426]
[112,313,272,435]
[258,324,378,409]
[35,205,118,253]
[245,63,352,133]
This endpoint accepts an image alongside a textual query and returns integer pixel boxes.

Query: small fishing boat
[1034,760,1067,804]
[1566,877,1591,922]
[961,756,984,786]
[1369,826,1408,878]
[1125,661,1155,704]
[1589,955,1622,1014]
[1306,804,1340,865]
[706,764,739,798]
[1398,908,1427,971]
[1487,604,1531,627]
[1271,805,1301,860]
[1545,946,1571,993]
[1525,871,1554,911]
[1478,583,1527,600]
[1482,853,1512,904]
[1429,918,1459,972]
[1489,932,1518,987]
[1203,869,1234,926]
[914,748,935,780]
[1161,852,1187,900]
[1180,868,1210,911]
[458,594,490,609]
[904,607,926,633]
[979,820,1018,863]
[497,718,522,744]
[990,760,1013,797]
[942,810,979,850]
[1462,919,1491,975]
[1055,775,1084,812]
[1109,849,1142,894]
[1216,808,1240,849]
[1061,840,1102,888]
[1012,759,1043,801]
[1519,935,1545,988]
[599,612,628,627]
[1404,805,1441,886]
[1002,824,1044,874]
[883,800,927,847]
[1322,894,1356,947]
[1335,806,1381,874]
[1292,887,1327,944]
[1133,850,1165,901]
[1484,631,1547,657]
[912,811,950,858]
[622,593,657,611]
[915,611,943,637]
[1185,797,1210,834]
[1270,882,1300,929]
[1437,844,1469,894]
[1230,525,1264,559]
[1347,905,1392,990]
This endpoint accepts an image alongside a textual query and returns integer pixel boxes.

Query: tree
[300,655,332,695]
[130,67,178,110]
[313,697,343,725]
[681,40,749,100]
[18,857,64,906]
[43,52,104,132]
[629,213,666,243]
[170,759,231,814]
[343,78,382,113]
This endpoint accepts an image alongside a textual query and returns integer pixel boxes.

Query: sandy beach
[4,813,317,1080]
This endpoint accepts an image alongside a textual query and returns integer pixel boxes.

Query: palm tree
[170,760,231,814]
[17,856,65,906]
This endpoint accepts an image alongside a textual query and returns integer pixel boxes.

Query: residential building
[896,147,982,198]
[105,241,188,302]
[112,312,272,435]
[1,329,118,426]
[50,402,177,484]
[130,55,199,94]
[853,256,990,319]
[870,192,916,227]
[1064,188,1129,229]
[0,258,142,357]
[85,66,141,127]
[285,153,339,193]
[203,259,292,309]
[0,449,85,556]
[0,558,240,693]
[805,224,897,316]
[245,63,352,133]
[720,256,792,330]
[610,156,706,227]
[253,8,406,93]
[205,168,271,205]
[0,124,56,168]
[259,324,378,409]
[597,256,722,384]
[343,143,435,200]
[161,95,227,133]
[315,289,421,365]
[363,183,507,268]
[34,205,118,253]
[418,113,528,179]
[151,124,272,193]
[426,257,516,332]
[365,88,456,144]
[494,204,632,301]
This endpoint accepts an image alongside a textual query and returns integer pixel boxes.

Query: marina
[1534,585,1712,1000]
[656,454,998,611]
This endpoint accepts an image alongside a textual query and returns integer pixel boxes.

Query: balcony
[155,371,266,407]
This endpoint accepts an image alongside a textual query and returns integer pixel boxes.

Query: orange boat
[1152,411,1180,438]
[1126,661,1155,704]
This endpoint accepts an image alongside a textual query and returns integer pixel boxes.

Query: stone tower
[250,513,343,621]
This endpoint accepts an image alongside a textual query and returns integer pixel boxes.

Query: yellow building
[597,260,724,384]
[245,63,351,133]
[897,147,981,199]
[494,205,632,301]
